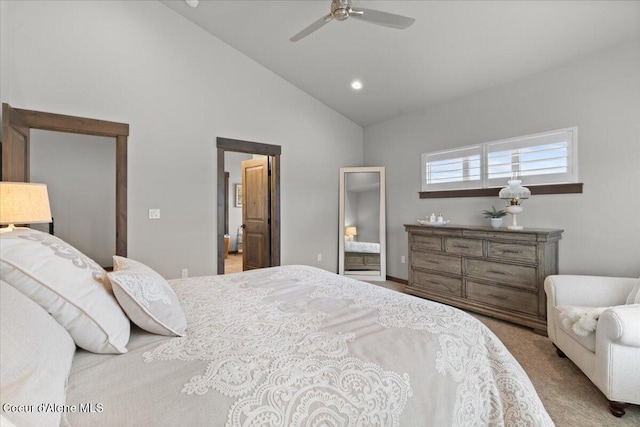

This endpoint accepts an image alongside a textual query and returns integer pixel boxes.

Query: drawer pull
[426,260,440,264]
[503,249,523,255]
[488,292,509,301]
[453,244,470,249]
[488,269,507,275]
[428,280,443,286]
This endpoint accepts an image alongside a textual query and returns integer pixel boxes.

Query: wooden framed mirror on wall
[1,103,129,257]
[338,166,386,281]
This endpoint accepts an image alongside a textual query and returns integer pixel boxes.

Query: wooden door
[2,103,30,182]
[241,157,270,270]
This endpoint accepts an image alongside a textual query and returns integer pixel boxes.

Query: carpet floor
[474,313,639,427]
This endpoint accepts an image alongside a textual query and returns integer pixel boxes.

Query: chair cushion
[555,306,597,352]
[627,278,640,305]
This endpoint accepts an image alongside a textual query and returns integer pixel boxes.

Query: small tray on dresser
[417,220,450,226]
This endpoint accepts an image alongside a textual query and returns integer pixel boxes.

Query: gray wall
[4,3,636,280]
[29,131,116,267]
[364,41,640,279]
[344,189,380,242]
[1,1,363,278]
[354,189,380,243]
[0,2,8,102]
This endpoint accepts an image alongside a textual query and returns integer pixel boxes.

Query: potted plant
[482,206,507,228]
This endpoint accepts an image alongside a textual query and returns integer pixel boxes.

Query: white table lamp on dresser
[499,179,531,230]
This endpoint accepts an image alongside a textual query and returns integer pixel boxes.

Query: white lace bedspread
[345,240,380,253]
[65,265,553,426]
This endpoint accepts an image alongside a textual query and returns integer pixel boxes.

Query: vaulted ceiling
[161,1,640,127]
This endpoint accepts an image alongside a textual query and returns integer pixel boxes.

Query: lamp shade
[498,179,531,202]
[345,226,357,237]
[0,182,52,225]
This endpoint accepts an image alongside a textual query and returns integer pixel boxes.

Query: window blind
[486,129,577,187]
[422,145,482,191]
[421,127,578,191]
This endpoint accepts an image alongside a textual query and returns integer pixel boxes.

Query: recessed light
[351,80,363,90]
[185,0,199,8]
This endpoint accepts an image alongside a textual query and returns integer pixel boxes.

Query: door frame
[216,137,280,274]
[1,103,129,256]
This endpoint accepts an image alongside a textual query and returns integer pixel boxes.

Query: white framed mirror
[339,167,386,281]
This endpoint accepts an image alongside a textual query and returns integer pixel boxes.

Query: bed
[0,228,554,426]
[344,240,381,271]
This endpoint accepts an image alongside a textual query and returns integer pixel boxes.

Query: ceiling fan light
[351,80,363,90]
[185,0,199,8]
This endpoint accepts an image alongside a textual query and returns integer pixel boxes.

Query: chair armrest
[598,305,640,347]
[544,275,636,308]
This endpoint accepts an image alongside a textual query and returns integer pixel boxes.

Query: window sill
[419,183,583,199]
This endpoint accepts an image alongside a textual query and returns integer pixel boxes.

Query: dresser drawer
[413,271,462,297]
[466,259,537,289]
[413,252,462,275]
[345,255,363,265]
[346,254,380,268]
[445,238,483,257]
[466,281,537,315]
[488,241,536,263]
[364,255,380,266]
[412,235,442,251]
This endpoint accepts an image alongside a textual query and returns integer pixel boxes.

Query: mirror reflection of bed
[344,240,381,271]
[339,167,386,280]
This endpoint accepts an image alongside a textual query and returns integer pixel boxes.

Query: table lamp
[0,182,52,233]
[345,226,357,241]
[498,179,531,230]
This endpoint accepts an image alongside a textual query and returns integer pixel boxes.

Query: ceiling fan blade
[350,8,415,29]
[290,13,333,42]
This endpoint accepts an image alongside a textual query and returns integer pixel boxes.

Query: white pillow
[627,278,640,305]
[109,256,187,336]
[0,228,130,353]
[0,280,76,427]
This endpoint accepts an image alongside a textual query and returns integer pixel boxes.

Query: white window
[421,127,578,192]
[421,146,482,191]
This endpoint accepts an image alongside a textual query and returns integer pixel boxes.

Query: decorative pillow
[108,256,187,336]
[557,305,607,337]
[0,280,76,427]
[0,228,130,353]
[626,278,640,305]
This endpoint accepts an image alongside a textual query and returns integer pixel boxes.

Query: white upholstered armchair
[545,275,640,417]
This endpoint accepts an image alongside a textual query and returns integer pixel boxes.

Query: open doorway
[1,103,128,256]
[30,130,115,268]
[216,137,280,275]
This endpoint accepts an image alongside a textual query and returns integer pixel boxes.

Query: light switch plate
[148,209,160,219]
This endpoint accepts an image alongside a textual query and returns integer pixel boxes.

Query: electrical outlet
[317,254,322,262]
[181,268,188,278]
[401,256,406,264]
[148,209,160,219]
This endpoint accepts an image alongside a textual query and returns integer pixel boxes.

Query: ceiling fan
[290,0,415,42]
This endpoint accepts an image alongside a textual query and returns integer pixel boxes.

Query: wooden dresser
[404,224,563,333]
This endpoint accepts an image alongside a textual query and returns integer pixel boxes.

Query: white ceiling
[160,0,640,127]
